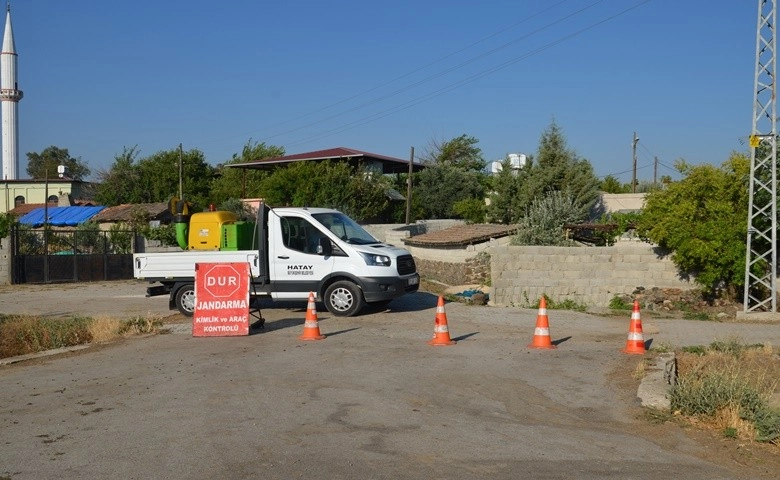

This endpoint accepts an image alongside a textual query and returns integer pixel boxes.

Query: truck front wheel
[324,281,364,317]
[174,284,196,317]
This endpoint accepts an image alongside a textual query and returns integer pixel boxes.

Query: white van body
[133,205,419,317]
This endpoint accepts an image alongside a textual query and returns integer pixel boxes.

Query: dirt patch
[609,357,780,480]
[631,287,744,320]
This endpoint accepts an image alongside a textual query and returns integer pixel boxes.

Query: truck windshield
[312,212,379,245]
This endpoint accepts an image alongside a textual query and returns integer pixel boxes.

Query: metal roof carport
[18,206,106,227]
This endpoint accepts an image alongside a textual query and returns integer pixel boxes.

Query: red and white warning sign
[193,262,250,337]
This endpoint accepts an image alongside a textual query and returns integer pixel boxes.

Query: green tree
[75,221,106,253]
[94,146,143,206]
[217,198,256,221]
[259,161,389,222]
[599,175,630,193]
[387,173,424,223]
[413,163,485,219]
[411,134,488,220]
[635,153,750,297]
[209,139,284,202]
[108,223,133,254]
[486,157,526,224]
[135,147,215,210]
[453,198,486,223]
[0,212,16,238]
[421,134,486,171]
[517,121,600,216]
[26,146,91,180]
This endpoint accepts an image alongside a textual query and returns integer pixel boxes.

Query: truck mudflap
[146,284,170,297]
[360,273,420,303]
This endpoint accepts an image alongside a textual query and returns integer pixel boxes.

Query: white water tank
[489,154,526,175]
[508,153,527,169]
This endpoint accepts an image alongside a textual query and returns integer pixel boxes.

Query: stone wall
[414,252,491,286]
[490,243,693,308]
[0,236,9,285]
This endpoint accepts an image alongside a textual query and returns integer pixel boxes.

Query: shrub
[143,223,178,247]
[536,294,587,312]
[452,198,486,224]
[512,190,584,246]
[76,221,106,253]
[671,340,780,443]
[609,296,632,310]
[593,211,642,246]
[0,315,93,357]
[118,316,162,335]
[108,223,133,254]
[0,212,15,238]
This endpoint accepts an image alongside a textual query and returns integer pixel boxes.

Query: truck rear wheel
[324,280,364,317]
[175,284,196,317]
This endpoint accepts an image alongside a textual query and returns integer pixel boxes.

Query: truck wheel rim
[182,291,196,313]
[331,288,353,311]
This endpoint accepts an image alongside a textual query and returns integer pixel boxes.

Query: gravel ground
[1,280,779,479]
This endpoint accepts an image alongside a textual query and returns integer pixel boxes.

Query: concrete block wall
[490,243,693,307]
[0,236,10,285]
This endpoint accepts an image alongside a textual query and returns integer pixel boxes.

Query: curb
[637,352,676,410]
[0,344,91,366]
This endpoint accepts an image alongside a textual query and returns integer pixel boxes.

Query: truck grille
[396,255,416,275]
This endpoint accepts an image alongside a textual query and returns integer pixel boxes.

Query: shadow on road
[553,335,573,346]
[382,291,440,313]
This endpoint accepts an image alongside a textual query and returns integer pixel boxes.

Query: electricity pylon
[744,0,778,313]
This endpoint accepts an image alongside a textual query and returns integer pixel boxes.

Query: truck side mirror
[318,237,332,256]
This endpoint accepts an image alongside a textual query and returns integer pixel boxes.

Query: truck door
[269,215,334,299]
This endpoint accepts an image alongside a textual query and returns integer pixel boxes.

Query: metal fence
[11,227,136,284]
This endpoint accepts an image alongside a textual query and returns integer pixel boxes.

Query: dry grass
[632,358,649,380]
[712,405,757,439]
[88,317,125,343]
[673,339,780,446]
[0,314,163,359]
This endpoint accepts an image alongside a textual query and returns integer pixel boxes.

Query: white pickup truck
[133,203,420,317]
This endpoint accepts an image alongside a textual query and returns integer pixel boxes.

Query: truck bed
[133,250,262,280]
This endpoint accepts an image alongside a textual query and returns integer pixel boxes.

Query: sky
[4,0,759,183]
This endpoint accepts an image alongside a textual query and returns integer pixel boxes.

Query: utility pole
[43,167,49,283]
[178,143,183,200]
[631,132,639,193]
[744,0,778,313]
[405,146,414,225]
[653,156,658,188]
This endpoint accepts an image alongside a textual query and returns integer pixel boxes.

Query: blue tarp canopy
[18,206,106,227]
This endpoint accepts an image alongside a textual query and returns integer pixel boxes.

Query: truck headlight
[359,252,391,266]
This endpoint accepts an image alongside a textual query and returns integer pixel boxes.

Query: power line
[256,0,582,135]
[198,1,586,149]
[257,0,613,144]
[281,0,654,148]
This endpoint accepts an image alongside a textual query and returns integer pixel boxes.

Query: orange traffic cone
[428,296,456,346]
[622,300,646,354]
[299,292,326,341]
[528,296,556,349]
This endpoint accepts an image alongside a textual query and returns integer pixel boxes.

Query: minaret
[1,3,22,180]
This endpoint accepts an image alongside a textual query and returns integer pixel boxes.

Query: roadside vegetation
[14,119,768,309]
[670,339,780,446]
[0,314,163,359]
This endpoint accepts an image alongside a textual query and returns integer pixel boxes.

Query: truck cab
[266,207,419,316]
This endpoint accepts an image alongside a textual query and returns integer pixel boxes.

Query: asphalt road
[1,280,779,479]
